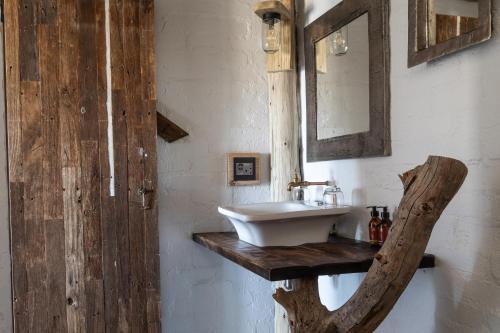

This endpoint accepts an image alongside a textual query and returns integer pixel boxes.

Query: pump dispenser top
[379,206,390,219]
[367,206,380,218]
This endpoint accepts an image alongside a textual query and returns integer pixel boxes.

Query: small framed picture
[227,153,261,186]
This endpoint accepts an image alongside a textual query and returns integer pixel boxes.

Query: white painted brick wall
[303,1,500,332]
[155,0,275,332]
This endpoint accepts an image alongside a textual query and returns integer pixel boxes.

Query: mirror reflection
[429,0,479,45]
[315,13,369,140]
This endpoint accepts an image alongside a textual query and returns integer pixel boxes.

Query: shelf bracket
[156,112,189,143]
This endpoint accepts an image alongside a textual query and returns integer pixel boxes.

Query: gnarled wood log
[273,156,468,333]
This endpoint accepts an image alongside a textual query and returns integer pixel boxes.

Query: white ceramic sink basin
[218,201,350,247]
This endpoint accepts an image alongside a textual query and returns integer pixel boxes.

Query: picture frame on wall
[227,153,261,186]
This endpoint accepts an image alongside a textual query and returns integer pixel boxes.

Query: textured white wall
[302,0,500,332]
[0,23,13,333]
[154,0,274,332]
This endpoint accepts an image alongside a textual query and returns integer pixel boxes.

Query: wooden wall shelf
[157,112,189,143]
[192,232,435,281]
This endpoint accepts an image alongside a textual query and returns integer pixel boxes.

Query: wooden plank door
[3,0,161,331]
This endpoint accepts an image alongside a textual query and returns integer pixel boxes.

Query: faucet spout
[287,172,302,191]
[287,172,330,191]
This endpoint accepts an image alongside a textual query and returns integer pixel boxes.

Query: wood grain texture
[193,232,434,281]
[435,15,480,44]
[416,0,429,50]
[4,0,161,331]
[254,1,291,20]
[305,0,391,162]
[408,0,491,67]
[21,80,48,332]
[270,71,299,333]
[156,112,189,143]
[140,3,161,327]
[273,156,467,333]
[266,2,299,331]
[269,71,300,202]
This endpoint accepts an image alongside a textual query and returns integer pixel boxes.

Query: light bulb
[262,13,281,54]
[330,26,348,56]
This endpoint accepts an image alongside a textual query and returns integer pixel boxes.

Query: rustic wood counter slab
[192,232,435,281]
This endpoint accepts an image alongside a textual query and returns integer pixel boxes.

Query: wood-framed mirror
[408,0,492,67]
[305,0,391,162]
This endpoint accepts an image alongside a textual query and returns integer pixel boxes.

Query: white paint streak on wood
[105,0,115,197]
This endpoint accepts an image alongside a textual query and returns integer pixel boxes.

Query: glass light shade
[262,13,281,53]
[330,26,349,56]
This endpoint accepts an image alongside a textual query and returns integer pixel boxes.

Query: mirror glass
[315,13,369,140]
[429,0,479,46]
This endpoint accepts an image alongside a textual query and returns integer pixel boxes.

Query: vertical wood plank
[140,0,161,330]
[110,0,125,89]
[58,0,86,331]
[5,1,28,331]
[19,0,40,80]
[113,91,132,332]
[77,0,105,330]
[81,140,104,333]
[4,0,23,183]
[39,24,63,221]
[9,183,27,332]
[427,0,436,47]
[59,0,81,169]
[45,219,69,332]
[78,0,100,142]
[97,117,121,332]
[123,1,148,329]
[40,15,69,329]
[143,102,161,333]
[268,3,299,333]
[21,80,49,333]
[271,72,300,333]
[62,167,86,332]
[140,0,156,101]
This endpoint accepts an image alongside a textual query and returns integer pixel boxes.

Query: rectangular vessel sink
[218,201,350,247]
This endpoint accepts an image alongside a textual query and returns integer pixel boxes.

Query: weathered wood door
[3,0,161,331]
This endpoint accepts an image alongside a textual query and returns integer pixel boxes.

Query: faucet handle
[292,171,301,182]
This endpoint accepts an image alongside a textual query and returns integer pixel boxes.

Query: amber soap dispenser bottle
[367,206,382,246]
[378,206,392,245]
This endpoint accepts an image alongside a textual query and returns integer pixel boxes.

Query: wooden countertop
[192,232,435,281]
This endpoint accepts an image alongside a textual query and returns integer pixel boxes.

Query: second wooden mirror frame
[305,0,391,162]
[408,0,492,67]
